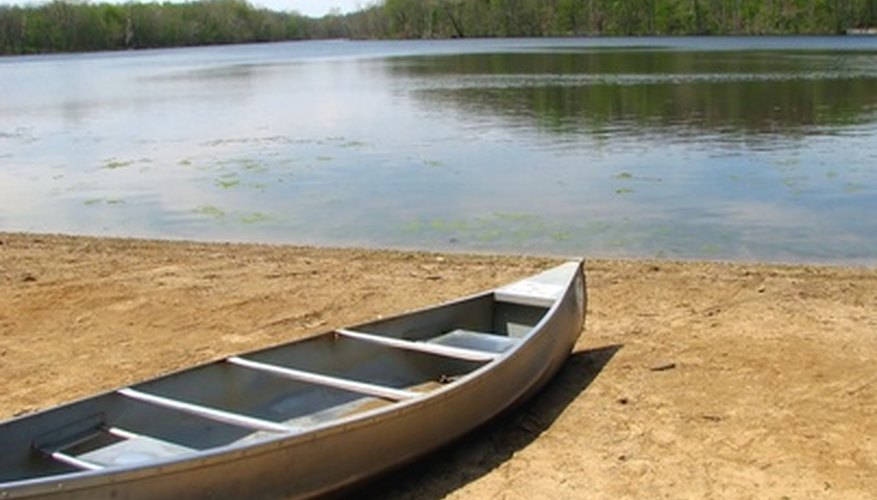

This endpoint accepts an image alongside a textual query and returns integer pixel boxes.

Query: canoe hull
[1,262,585,499]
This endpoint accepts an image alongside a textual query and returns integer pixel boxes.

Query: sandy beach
[1,232,875,498]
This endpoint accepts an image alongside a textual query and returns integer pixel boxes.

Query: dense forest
[1,0,876,55]
[378,0,877,37]
[0,0,309,53]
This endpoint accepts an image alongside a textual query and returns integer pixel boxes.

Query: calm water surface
[2,38,876,263]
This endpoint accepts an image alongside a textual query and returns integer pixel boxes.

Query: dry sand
[1,232,875,498]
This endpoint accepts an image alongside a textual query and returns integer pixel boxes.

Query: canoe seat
[76,428,196,468]
[39,425,195,471]
[427,329,518,354]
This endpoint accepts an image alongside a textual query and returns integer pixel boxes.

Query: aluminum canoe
[0,260,586,499]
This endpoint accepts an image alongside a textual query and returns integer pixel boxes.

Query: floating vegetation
[102,158,134,170]
[215,157,262,171]
[313,136,369,149]
[279,158,299,168]
[772,157,801,169]
[194,205,226,219]
[217,157,268,173]
[241,160,267,173]
[782,175,808,195]
[215,173,241,189]
[239,212,273,224]
[700,243,722,255]
[323,136,369,148]
[844,182,866,193]
[615,187,635,194]
[84,197,124,206]
[494,212,542,223]
[212,169,269,191]
[613,171,661,183]
[101,157,153,170]
[728,172,765,189]
[201,136,294,148]
[653,225,672,237]
[215,178,241,189]
[192,206,274,225]
[551,231,572,241]
[422,159,445,168]
[475,228,504,242]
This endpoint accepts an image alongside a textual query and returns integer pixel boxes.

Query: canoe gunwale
[0,260,585,497]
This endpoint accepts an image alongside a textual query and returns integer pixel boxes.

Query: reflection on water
[1,38,876,264]
[398,50,877,145]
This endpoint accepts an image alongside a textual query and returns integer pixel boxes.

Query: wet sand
[1,232,875,498]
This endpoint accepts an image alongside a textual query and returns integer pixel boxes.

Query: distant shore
[1,231,875,497]
[3,0,876,56]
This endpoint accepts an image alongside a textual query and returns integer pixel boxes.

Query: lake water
[2,37,876,264]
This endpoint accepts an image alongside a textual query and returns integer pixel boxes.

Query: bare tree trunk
[444,2,465,38]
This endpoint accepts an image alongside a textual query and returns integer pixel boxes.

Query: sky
[0,0,370,18]
[278,0,368,17]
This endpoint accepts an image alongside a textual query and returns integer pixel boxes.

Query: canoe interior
[0,293,550,484]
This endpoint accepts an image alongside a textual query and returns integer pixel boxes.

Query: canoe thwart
[47,451,104,472]
[426,329,519,354]
[336,329,500,362]
[117,388,292,434]
[227,356,421,402]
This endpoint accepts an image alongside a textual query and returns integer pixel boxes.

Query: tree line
[1,0,876,55]
[0,0,314,54]
[376,0,877,38]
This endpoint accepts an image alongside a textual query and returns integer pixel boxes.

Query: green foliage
[2,0,876,54]
[376,0,877,38]
[0,0,310,54]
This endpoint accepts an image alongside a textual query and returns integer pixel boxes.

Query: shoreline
[2,231,875,497]
[5,230,875,270]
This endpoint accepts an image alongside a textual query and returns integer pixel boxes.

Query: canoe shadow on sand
[359,344,622,499]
